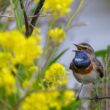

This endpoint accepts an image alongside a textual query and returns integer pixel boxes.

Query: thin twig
[19,0,30,36]
[65,0,85,31]
[0,13,52,18]
[66,22,87,31]
[28,13,52,18]
[29,0,45,36]
[82,96,110,100]
[0,15,15,18]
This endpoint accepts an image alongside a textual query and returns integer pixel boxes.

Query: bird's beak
[72,50,81,52]
[73,43,82,50]
[73,43,78,47]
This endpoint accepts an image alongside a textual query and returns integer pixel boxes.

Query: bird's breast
[69,62,99,83]
[73,69,99,84]
[70,51,94,75]
[70,61,93,75]
[73,58,91,69]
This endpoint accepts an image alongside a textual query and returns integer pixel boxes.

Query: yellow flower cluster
[0,30,42,65]
[42,0,73,16]
[0,52,12,69]
[0,30,42,94]
[43,64,68,90]
[0,67,16,95]
[22,90,75,110]
[48,28,66,44]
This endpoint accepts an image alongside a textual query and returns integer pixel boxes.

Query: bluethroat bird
[69,43,104,99]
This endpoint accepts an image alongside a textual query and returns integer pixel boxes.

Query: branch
[28,0,45,36]
[80,96,110,101]
[19,0,30,37]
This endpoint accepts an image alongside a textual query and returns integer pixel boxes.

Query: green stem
[65,0,85,30]
[45,46,58,66]
[9,0,22,31]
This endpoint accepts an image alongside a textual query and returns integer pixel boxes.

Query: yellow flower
[22,25,26,33]
[28,66,38,73]
[0,30,42,66]
[42,0,73,16]
[0,30,25,50]
[22,79,35,89]
[43,63,68,89]
[63,90,76,106]
[13,36,42,65]
[48,28,66,44]
[46,91,61,110]
[22,66,38,89]
[0,52,12,68]
[22,92,48,110]
[0,67,16,95]
[21,90,76,110]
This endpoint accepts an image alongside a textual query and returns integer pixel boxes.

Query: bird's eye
[82,47,87,50]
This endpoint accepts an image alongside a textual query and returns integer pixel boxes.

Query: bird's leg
[76,83,83,100]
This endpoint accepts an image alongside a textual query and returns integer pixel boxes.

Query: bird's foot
[94,95,99,102]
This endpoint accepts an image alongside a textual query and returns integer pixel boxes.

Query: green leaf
[65,0,85,30]
[8,91,20,110]
[37,48,69,80]
[17,64,26,84]
[107,46,110,55]
[10,0,23,31]
[62,100,80,110]
[0,23,3,30]
[95,45,110,58]
[95,50,107,57]
[48,48,69,66]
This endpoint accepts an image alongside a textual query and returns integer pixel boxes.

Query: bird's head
[73,43,95,58]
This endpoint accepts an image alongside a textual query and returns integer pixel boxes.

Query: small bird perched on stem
[69,43,104,99]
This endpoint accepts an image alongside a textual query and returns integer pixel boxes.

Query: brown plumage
[69,62,93,75]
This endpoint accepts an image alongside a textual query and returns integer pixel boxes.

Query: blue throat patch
[72,51,91,69]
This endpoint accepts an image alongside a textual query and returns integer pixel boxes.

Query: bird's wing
[94,58,104,78]
[69,62,74,70]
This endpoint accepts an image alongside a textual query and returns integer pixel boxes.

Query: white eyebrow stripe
[79,45,88,48]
